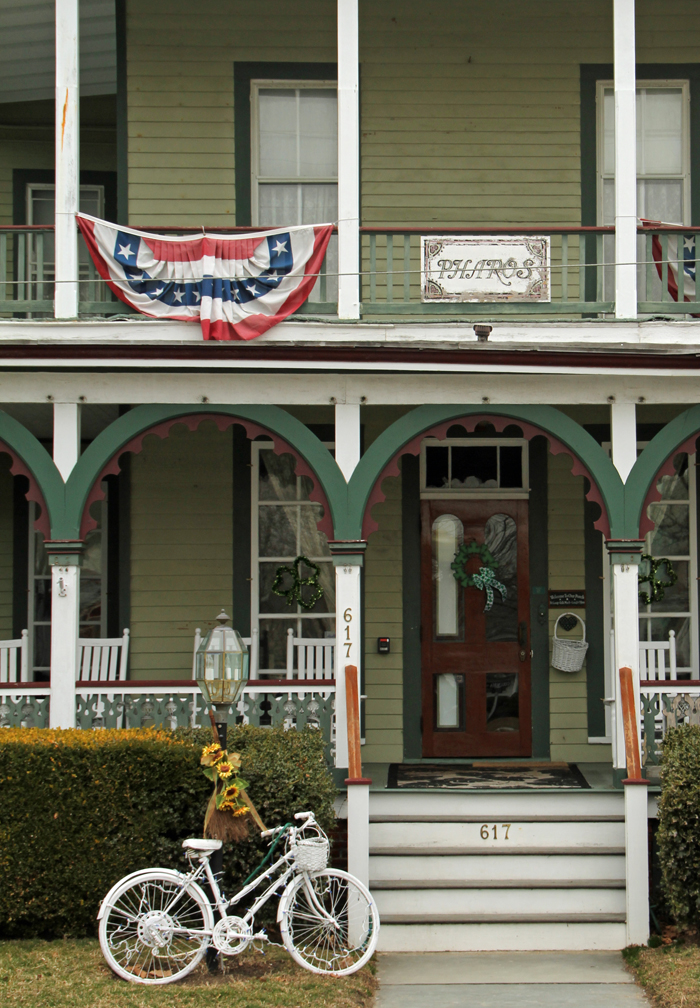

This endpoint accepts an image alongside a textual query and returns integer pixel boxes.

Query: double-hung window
[251,82,337,300]
[597,81,691,302]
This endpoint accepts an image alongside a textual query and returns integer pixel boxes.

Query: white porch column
[48,544,82,728]
[613,0,637,319]
[610,401,637,483]
[607,544,644,770]
[53,402,82,480]
[337,0,360,319]
[334,402,361,481]
[624,780,650,945]
[55,0,80,319]
[329,544,366,768]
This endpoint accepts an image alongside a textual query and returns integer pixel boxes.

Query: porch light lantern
[195,610,249,710]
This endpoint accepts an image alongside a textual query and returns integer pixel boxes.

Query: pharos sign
[422,235,550,303]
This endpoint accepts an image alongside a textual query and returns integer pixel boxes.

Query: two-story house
[0,0,696,952]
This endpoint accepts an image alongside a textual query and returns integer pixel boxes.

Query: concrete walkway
[375,952,650,1007]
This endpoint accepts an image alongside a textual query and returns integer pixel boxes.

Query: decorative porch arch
[58,404,347,542]
[341,404,626,541]
[0,410,63,536]
[625,404,700,538]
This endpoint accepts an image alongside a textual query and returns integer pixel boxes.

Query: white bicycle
[98,811,379,984]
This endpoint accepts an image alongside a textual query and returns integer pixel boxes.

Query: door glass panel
[486,672,519,732]
[435,673,464,729]
[483,514,518,642]
[648,503,689,555]
[432,513,463,637]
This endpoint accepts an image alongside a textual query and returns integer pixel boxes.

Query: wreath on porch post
[451,541,508,612]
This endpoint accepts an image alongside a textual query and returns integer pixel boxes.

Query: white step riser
[369,791,625,819]
[370,820,624,851]
[374,888,626,916]
[370,853,626,883]
[377,922,627,952]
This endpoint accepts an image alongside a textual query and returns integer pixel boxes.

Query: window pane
[451,446,497,488]
[80,579,102,624]
[299,90,337,177]
[258,88,337,180]
[299,504,331,557]
[648,502,689,555]
[484,514,518,643]
[638,88,683,175]
[258,183,337,226]
[500,446,523,488]
[34,579,50,621]
[657,454,689,500]
[603,88,615,175]
[259,505,297,557]
[648,559,689,613]
[432,514,462,637]
[259,563,297,613]
[425,446,449,488]
[436,673,463,729]
[486,672,519,732]
[258,618,296,670]
[258,89,299,177]
[259,450,297,500]
[638,179,683,226]
[642,616,691,668]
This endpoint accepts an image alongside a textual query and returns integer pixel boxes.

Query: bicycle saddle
[182,838,223,851]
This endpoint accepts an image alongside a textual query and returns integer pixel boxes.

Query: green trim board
[584,496,606,739]
[401,454,421,760]
[232,425,251,636]
[115,0,128,225]
[233,62,337,227]
[580,64,700,226]
[529,435,550,759]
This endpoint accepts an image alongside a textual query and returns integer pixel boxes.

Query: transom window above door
[251,81,338,227]
[420,439,529,498]
[597,81,690,225]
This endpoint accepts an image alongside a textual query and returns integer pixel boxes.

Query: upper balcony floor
[1,0,700,347]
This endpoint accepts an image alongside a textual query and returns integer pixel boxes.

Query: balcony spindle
[17,233,25,305]
[661,234,669,301]
[561,233,568,302]
[403,234,411,303]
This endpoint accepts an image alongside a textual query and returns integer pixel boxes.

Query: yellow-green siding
[129,422,233,679]
[125,0,700,227]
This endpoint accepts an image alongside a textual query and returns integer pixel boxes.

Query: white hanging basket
[551,613,589,672]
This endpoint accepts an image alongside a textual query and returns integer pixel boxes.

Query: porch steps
[368,789,628,951]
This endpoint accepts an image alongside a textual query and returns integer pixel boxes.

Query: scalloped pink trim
[0,441,50,538]
[361,415,611,539]
[79,414,333,540]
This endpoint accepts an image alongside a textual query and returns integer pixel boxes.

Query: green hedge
[658,725,700,929]
[0,725,336,939]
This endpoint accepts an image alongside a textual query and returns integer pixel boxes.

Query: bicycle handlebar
[260,825,285,839]
[294,811,314,821]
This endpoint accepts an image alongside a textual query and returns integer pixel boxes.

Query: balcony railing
[2,223,699,322]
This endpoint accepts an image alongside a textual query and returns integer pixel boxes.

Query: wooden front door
[421,499,532,758]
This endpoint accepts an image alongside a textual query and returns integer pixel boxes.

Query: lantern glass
[195,625,249,706]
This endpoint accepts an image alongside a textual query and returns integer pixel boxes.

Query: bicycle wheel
[280,868,379,976]
[99,870,213,985]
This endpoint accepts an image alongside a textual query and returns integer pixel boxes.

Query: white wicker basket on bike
[551,613,588,672]
[291,836,329,872]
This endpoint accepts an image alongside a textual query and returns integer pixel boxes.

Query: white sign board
[421,235,550,303]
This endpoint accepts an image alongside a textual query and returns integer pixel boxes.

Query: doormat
[386,762,591,789]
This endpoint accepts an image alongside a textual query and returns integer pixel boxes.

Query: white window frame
[420,438,530,500]
[26,182,105,225]
[250,79,338,227]
[251,440,335,676]
[596,79,691,226]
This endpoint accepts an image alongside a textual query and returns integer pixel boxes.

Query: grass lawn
[0,938,377,1008]
[624,943,700,1007]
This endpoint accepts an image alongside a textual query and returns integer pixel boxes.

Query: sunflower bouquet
[200,742,253,842]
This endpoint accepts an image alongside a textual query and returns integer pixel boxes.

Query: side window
[597,81,690,225]
[251,82,338,302]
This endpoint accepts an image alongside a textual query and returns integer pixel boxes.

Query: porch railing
[638,225,700,315]
[640,680,700,766]
[0,226,336,319]
[0,679,336,760]
[360,226,614,316]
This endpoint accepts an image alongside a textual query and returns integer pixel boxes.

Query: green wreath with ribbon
[451,541,507,612]
[271,555,324,611]
[638,553,677,605]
